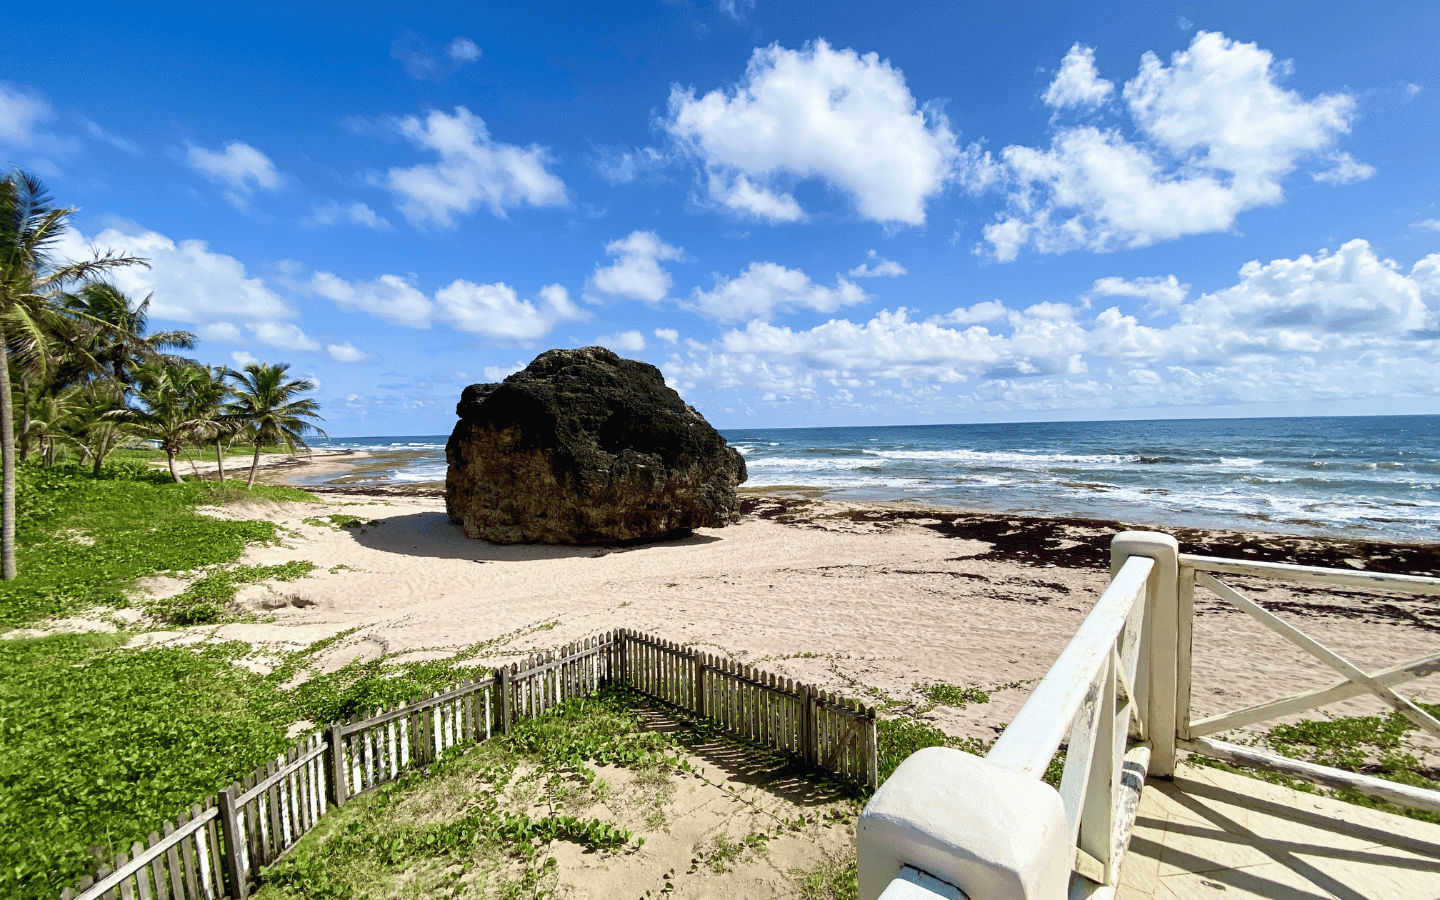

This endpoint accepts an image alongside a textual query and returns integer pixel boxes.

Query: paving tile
[1156,860,1338,900]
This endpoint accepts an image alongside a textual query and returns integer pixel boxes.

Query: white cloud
[482,362,526,381]
[1312,152,1376,184]
[326,341,374,364]
[434,281,587,340]
[1414,219,1440,232]
[718,0,755,23]
[848,250,907,278]
[664,240,1440,416]
[0,82,78,158]
[654,328,680,344]
[1087,274,1189,313]
[308,200,391,229]
[1043,44,1114,109]
[587,231,683,303]
[197,322,243,344]
[447,37,482,64]
[665,40,958,225]
[981,32,1365,260]
[83,119,143,155]
[593,146,669,185]
[595,330,646,353]
[690,262,869,323]
[231,351,259,367]
[0,82,51,147]
[187,141,281,208]
[56,224,294,325]
[387,107,568,226]
[250,322,321,352]
[310,271,433,327]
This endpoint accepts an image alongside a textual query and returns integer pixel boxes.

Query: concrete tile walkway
[1117,762,1440,900]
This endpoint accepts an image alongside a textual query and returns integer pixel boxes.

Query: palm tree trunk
[0,341,17,579]
[247,441,261,489]
[165,447,182,484]
[17,374,29,464]
[215,440,227,482]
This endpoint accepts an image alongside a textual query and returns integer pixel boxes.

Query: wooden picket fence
[58,630,877,900]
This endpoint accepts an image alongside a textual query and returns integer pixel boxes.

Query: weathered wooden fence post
[326,724,347,807]
[692,648,706,718]
[498,665,511,734]
[866,707,879,790]
[617,628,629,688]
[216,786,248,899]
[800,684,816,766]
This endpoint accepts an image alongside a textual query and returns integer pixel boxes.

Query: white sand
[117,487,1440,748]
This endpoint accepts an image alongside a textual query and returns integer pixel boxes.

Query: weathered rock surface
[445,347,747,544]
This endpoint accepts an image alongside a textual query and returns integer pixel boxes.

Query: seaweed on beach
[739,496,1440,576]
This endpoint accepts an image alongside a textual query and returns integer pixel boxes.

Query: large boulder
[445,347,747,544]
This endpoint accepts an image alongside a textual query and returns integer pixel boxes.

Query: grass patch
[1,463,318,628]
[148,561,319,625]
[1193,707,1440,826]
[914,681,990,712]
[877,717,989,784]
[793,847,859,900]
[0,635,295,900]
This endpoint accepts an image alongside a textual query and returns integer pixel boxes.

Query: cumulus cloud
[665,40,958,225]
[231,350,260,367]
[308,200,391,229]
[664,240,1440,416]
[483,361,526,381]
[981,32,1367,260]
[447,37,482,64]
[326,341,374,364]
[587,231,683,304]
[689,263,868,323]
[434,281,586,340]
[595,330,646,353]
[186,140,281,208]
[55,224,294,325]
[387,107,567,226]
[848,249,907,278]
[1043,44,1114,108]
[310,272,433,327]
[654,327,680,344]
[1087,274,1189,313]
[250,322,321,352]
[1415,219,1440,232]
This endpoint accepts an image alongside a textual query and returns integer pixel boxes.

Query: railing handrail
[1179,553,1440,596]
[986,555,1154,780]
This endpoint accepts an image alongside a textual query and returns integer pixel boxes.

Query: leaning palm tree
[0,168,145,577]
[67,381,129,477]
[225,362,325,488]
[111,362,216,484]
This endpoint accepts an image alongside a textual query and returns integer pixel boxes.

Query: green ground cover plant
[0,462,317,628]
[1196,706,1440,826]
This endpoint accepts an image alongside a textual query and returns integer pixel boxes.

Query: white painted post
[858,747,1071,900]
[1111,532,1179,778]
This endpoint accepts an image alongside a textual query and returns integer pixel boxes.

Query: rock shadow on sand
[345,510,721,562]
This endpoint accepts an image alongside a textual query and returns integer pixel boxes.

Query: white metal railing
[859,532,1178,900]
[1174,553,1440,814]
[858,531,1440,900]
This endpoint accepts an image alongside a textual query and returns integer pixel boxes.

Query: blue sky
[3,1,1438,435]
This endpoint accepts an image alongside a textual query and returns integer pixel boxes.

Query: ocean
[307,415,1440,543]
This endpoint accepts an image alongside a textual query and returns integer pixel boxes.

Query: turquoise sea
[307,415,1440,542]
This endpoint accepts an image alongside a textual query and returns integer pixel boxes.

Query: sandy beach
[111,451,1440,749]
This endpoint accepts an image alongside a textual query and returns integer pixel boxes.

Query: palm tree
[61,282,196,386]
[68,381,129,477]
[0,169,145,578]
[111,362,216,484]
[225,362,325,488]
[189,365,236,481]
